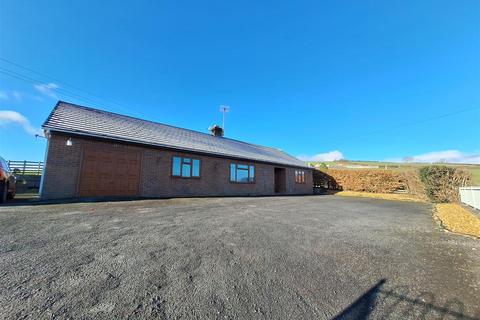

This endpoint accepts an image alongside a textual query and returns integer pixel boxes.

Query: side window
[295,170,305,183]
[230,163,255,183]
[172,157,181,176]
[181,158,191,177]
[172,156,201,178]
[192,159,200,177]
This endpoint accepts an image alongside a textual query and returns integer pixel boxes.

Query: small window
[172,157,181,176]
[230,163,255,183]
[192,159,200,177]
[295,170,306,183]
[237,168,249,182]
[230,164,236,181]
[181,163,191,177]
[172,156,201,178]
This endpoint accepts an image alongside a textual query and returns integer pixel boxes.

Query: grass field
[470,168,480,185]
[309,160,480,185]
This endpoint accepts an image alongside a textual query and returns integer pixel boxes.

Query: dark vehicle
[0,157,16,203]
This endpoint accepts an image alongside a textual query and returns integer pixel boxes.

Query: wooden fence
[7,160,44,176]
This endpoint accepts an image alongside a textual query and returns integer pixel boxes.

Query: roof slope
[43,101,309,168]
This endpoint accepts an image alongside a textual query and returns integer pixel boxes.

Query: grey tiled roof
[43,101,309,168]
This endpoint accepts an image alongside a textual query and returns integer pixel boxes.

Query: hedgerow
[314,165,472,203]
[418,165,471,203]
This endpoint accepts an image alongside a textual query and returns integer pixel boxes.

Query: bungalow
[40,101,313,199]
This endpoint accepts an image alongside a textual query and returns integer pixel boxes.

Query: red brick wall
[41,133,83,199]
[41,133,313,199]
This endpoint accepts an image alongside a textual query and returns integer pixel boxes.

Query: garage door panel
[78,147,141,197]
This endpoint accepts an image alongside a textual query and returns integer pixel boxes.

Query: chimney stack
[209,125,224,137]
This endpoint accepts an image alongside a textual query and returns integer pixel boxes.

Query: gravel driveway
[0,196,479,319]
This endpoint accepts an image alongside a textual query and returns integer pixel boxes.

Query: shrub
[313,166,472,203]
[313,169,339,189]
[402,170,428,201]
[419,165,472,203]
[323,169,407,193]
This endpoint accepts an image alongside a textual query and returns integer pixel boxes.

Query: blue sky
[1,0,479,163]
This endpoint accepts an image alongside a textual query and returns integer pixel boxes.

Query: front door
[274,168,286,193]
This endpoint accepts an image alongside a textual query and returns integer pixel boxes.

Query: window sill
[171,175,201,180]
[229,181,256,184]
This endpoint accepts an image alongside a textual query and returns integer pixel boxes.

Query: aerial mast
[220,105,230,130]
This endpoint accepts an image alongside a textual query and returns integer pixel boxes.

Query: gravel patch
[435,203,480,238]
[0,196,479,319]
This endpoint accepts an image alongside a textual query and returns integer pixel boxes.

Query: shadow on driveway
[334,279,479,320]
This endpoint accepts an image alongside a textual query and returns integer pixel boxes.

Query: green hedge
[419,165,471,203]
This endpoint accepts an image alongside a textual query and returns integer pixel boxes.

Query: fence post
[474,188,479,210]
[22,160,26,176]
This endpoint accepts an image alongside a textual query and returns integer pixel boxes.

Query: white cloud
[0,110,43,136]
[297,150,345,162]
[0,90,23,101]
[34,82,59,98]
[400,150,480,164]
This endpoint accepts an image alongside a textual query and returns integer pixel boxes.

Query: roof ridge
[52,101,287,153]
[43,101,308,168]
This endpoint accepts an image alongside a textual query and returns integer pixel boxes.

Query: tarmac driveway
[0,196,479,319]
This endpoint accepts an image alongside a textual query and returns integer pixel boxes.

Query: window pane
[237,169,249,182]
[249,166,255,182]
[238,164,248,169]
[172,157,181,176]
[183,158,191,163]
[230,164,236,181]
[182,164,191,177]
[192,159,200,177]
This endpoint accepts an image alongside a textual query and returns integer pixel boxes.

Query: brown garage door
[78,147,141,197]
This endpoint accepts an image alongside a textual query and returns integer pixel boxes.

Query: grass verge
[435,204,480,238]
[335,191,424,202]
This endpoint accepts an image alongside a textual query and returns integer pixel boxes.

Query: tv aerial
[220,105,230,129]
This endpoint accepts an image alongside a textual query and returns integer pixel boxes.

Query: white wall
[459,187,480,210]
